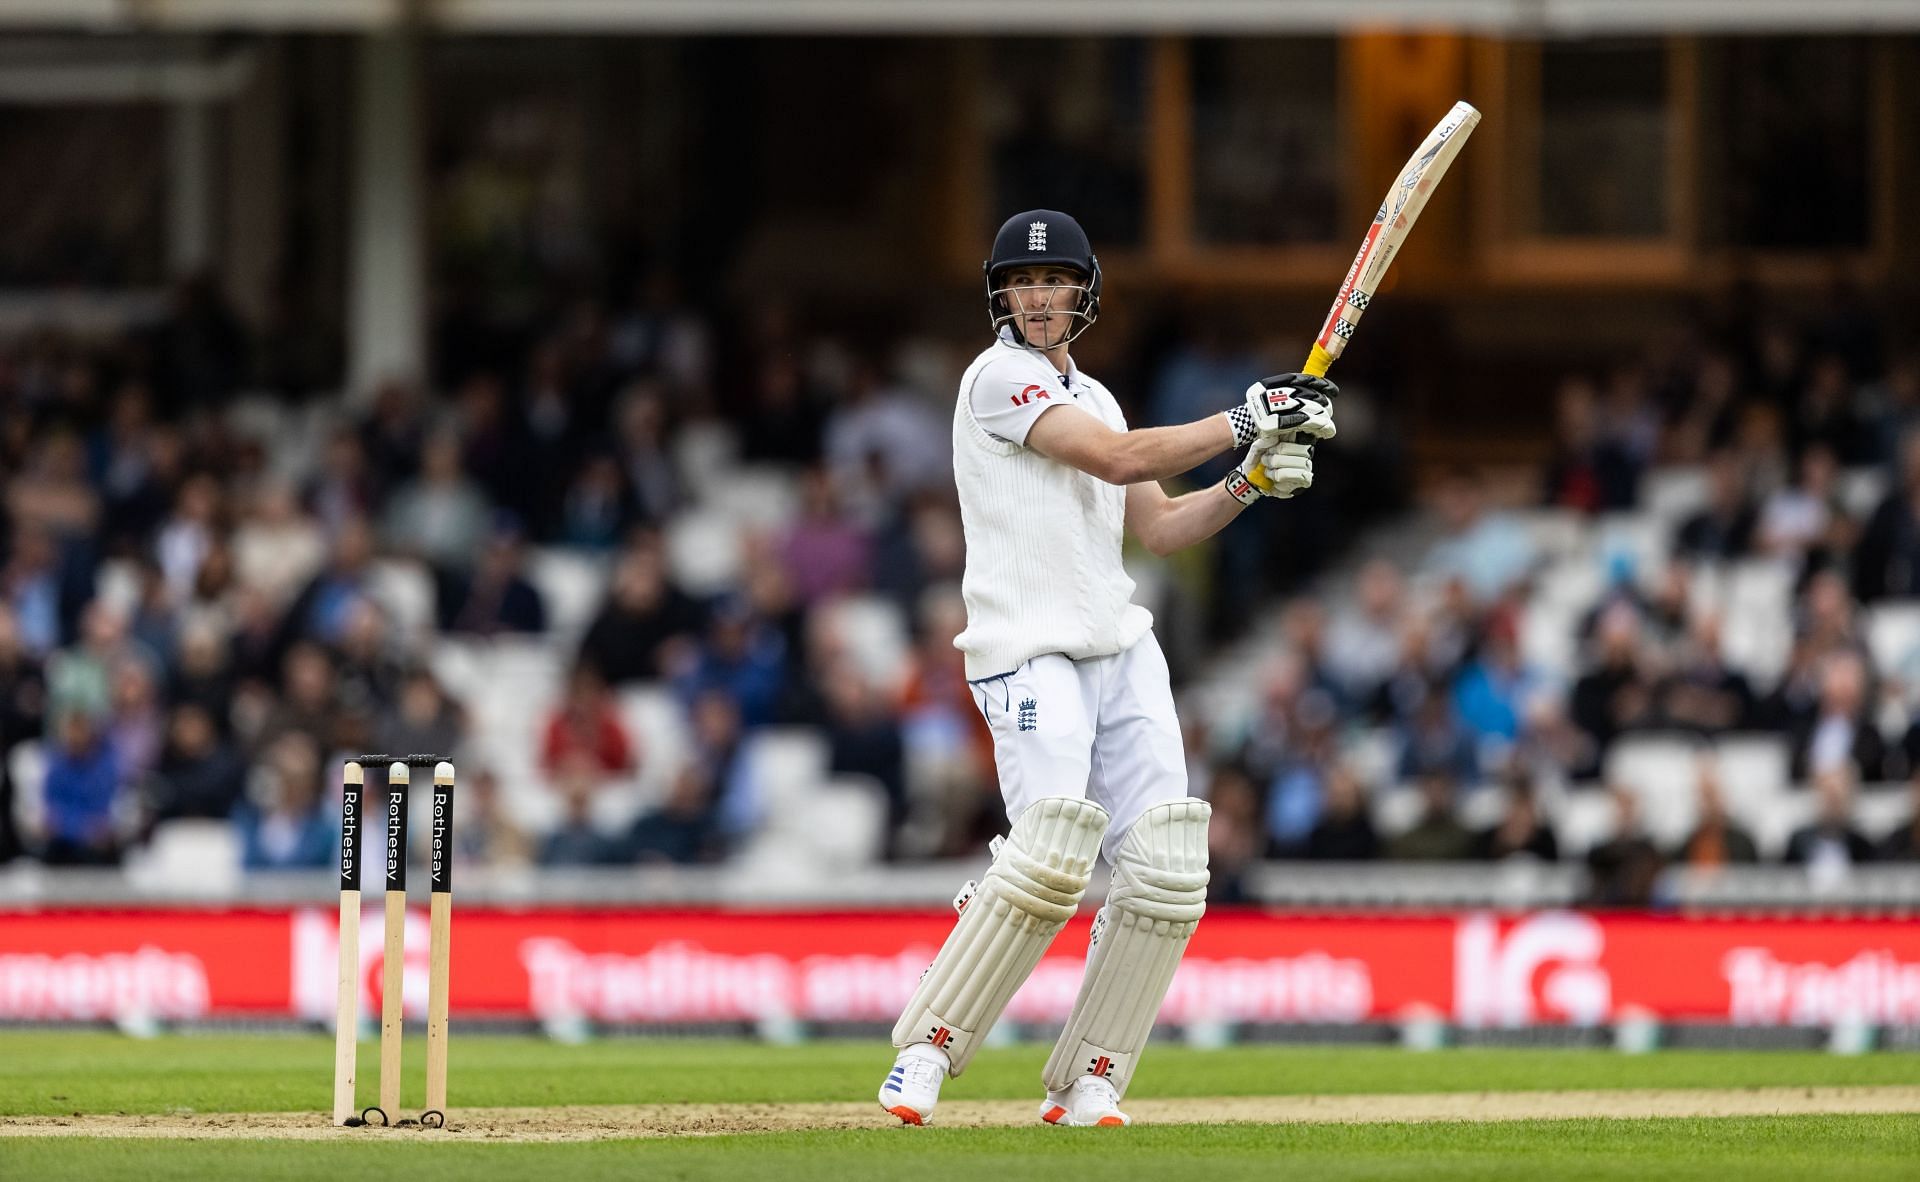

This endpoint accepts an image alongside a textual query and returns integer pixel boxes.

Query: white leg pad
[1043,798,1210,1099]
[892,796,1109,1076]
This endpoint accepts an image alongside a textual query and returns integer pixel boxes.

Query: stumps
[332,754,454,1130]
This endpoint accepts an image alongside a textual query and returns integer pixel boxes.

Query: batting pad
[892,795,1109,1075]
[1043,798,1211,1098]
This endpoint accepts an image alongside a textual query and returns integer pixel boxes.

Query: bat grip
[1302,343,1336,379]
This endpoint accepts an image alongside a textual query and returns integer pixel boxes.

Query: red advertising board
[2,907,1916,1027]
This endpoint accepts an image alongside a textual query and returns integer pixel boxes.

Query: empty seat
[7,739,46,843]
[1839,467,1888,519]
[1751,789,1818,861]
[1370,785,1424,839]
[701,465,801,532]
[1854,786,1914,842]
[830,595,912,691]
[1603,733,1707,848]
[1550,789,1619,858]
[1866,601,1920,684]
[1640,467,1709,527]
[1710,734,1791,836]
[1508,509,1590,564]
[1341,727,1400,791]
[664,508,744,595]
[128,819,242,896]
[368,558,436,645]
[526,548,608,644]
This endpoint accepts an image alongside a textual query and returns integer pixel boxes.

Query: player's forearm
[1103,415,1236,485]
[1134,482,1247,557]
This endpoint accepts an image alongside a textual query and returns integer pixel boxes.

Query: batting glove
[1227,373,1338,447]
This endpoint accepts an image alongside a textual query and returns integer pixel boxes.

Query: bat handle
[1274,344,1339,454]
[1302,344,1336,379]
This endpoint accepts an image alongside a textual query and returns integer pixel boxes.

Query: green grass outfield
[3,1033,1918,1180]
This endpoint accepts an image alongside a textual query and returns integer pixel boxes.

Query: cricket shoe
[878,1043,950,1125]
[1039,1074,1130,1127]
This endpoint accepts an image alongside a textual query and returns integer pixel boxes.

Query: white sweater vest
[950,341,1152,680]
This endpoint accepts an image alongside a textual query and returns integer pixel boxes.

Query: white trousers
[968,632,1188,862]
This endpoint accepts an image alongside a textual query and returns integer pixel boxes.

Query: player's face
[999,265,1087,349]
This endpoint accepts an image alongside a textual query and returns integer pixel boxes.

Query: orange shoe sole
[887,1105,925,1126]
[1095,1116,1126,1127]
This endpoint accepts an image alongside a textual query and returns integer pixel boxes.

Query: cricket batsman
[878,210,1337,1127]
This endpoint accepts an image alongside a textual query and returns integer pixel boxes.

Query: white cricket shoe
[878,1044,950,1126]
[1039,1074,1130,1127]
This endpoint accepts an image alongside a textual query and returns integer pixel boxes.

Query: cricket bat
[1303,100,1481,379]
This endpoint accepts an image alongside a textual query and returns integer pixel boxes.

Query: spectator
[257,642,339,753]
[1755,443,1851,579]
[778,466,870,607]
[555,453,631,550]
[106,654,166,789]
[231,481,326,610]
[1876,777,1920,861]
[1653,612,1754,736]
[1570,603,1657,763]
[286,515,379,646]
[1304,763,1379,861]
[1673,450,1757,562]
[1453,610,1536,748]
[1787,649,1888,782]
[1385,771,1473,861]
[1265,688,1338,856]
[1785,765,1875,874]
[376,669,466,761]
[1852,428,1920,602]
[304,429,375,537]
[1205,765,1265,900]
[540,664,638,782]
[1,526,63,656]
[1396,681,1480,785]
[40,710,122,864]
[819,660,907,860]
[1541,376,1639,513]
[577,541,705,685]
[626,763,719,865]
[334,600,404,715]
[539,753,617,866]
[673,596,788,728]
[1513,687,1600,786]
[1423,472,1537,602]
[1585,788,1663,906]
[1674,755,1759,868]
[234,731,334,870]
[1473,779,1558,861]
[823,355,949,505]
[739,355,822,464]
[382,430,490,572]
[168,618,232,726]
[611,383,681,528]
[438,522,548,635]
[1324,559,1407,717]
[896,587,995,858]
[451,767,533,870]
[148,702,247,821]
[0,604,47,861]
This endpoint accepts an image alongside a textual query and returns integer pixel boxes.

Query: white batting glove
[1229,373,1338,446]
[1259,440,1316,499]
[1225,437,1312,503]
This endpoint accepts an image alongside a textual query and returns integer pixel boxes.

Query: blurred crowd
[0,272,1397,875]
[1204,284,1920,903]
[6,272,1918,898]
